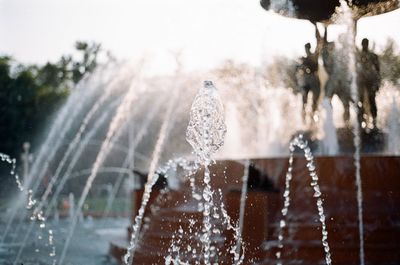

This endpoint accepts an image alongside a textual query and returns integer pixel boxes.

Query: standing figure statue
[357,38,381,128]
[296,25,322,123]
[322,28,352,126]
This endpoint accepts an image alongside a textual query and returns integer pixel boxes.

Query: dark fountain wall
[110,156,400,265]
[249,156,400,265]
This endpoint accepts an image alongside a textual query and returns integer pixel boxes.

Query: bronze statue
[357,38,381,127]
[322,28,352,125]
[296,26,321,122]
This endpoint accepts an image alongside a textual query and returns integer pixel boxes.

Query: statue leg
[312,83,321,114]
[368,89,378,127]
[302,87,308,121]
[309,76,321,122]
[357,85,366,127]
[342,96,350,126]
[337,80,350,126]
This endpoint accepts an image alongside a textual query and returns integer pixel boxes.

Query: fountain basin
[109,156,400,264]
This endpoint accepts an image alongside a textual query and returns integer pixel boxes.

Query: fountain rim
[260,0,400,23]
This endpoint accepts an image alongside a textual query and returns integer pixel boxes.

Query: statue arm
[315,24,322,55]
[373,54,380,74]
[323,26,328,43]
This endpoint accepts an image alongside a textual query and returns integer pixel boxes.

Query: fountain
[0,152,57,265]
[320,98,339,155]
[185,80,228,265]
[0,0,399,265]
[260,0,399,22]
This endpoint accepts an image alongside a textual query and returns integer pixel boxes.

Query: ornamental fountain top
[260,0,399,22]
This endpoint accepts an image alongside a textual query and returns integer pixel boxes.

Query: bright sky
[1,0,399,75]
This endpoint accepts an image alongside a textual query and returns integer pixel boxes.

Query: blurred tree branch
[379,38,400,86]
[0,41,102,165]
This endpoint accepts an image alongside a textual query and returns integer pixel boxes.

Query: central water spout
[186,81,227,264]
[186,81,227,164]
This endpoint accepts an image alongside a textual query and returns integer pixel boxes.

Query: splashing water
[186,81,227,265]
[0,153,57,265]
[59,69,145,265]
[220,103,243,158]
[102,96,165,218]
[2,63,118,246]
[11,91,122,256]
[219,190,245,264]
[0,153,23,193]
[387,98,400,155]
[45,99,121,218]
[124,156,198,265]
[165,81,231,264]
[124,86,179,264]
[165,188,244,265]
[321,98,339,155]
[336,2,365,264]
[275,135,332,265]
[236,160,250,255]
[34,89,114,217]
[186,81,227,165]
[27,64,113,194]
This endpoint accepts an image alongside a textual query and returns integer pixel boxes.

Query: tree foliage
[380,38,400,86]
[0,41,101,160]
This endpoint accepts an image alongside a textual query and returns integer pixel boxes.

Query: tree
[72,42,101,84]
[0,41,101,196]
[379,38,400,86]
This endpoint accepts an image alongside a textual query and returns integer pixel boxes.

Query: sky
[1,0,399,75]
